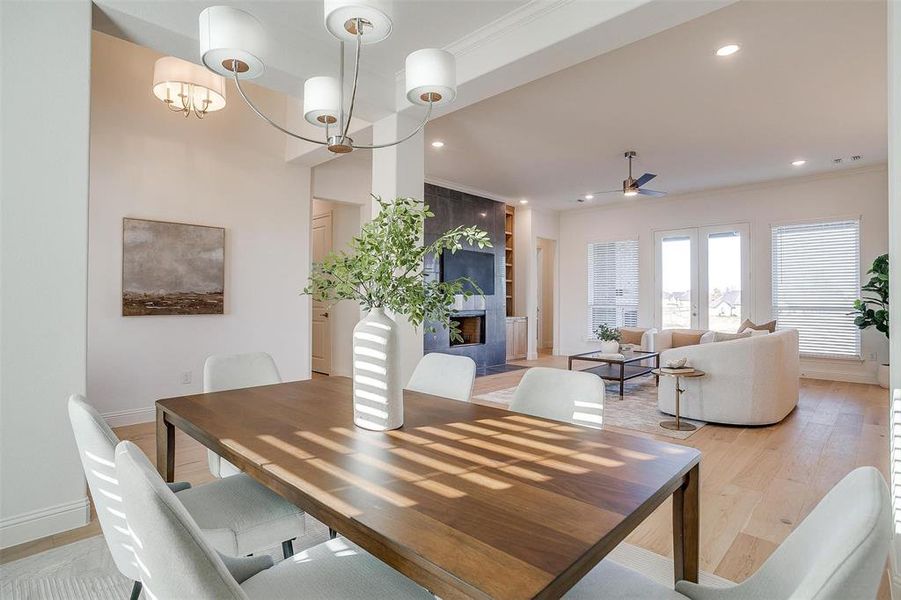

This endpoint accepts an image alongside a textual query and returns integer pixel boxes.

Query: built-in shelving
[505,206,515,317]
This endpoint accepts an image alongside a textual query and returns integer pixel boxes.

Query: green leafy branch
[303,195,492,343]
[851,253,889,339]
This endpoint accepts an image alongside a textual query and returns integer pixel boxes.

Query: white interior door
[311,212,333,374]
[536,246,543,347]
[655,223,750,331]
[655,228,699,329]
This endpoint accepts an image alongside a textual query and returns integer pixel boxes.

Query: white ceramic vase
[352,307,403,431]
[599,340,620,354]
[877,363,890,389]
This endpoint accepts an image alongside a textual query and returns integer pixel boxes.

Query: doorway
[654,223,750,331]
[311,208,333,374]
[536,238,556,352]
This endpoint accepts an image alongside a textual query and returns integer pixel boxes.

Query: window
[771,219,860,358]
[587,239,639,336]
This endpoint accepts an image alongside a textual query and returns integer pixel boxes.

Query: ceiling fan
[578,151,667,202]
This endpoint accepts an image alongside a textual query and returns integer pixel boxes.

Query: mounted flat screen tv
[442,249,495,295]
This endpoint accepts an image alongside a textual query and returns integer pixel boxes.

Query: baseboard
[102,405,155,427]
[0,497,90,549]
[799,368,878,385]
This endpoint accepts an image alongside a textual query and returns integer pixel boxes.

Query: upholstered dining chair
[203,352,282,479]
[68,395,304,600]
[406,353,477,402]
[510,367,605,428]
[114,440,432,600]
[563,466,890,599]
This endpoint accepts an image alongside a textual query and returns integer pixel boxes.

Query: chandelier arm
[342,19,363,139]
[231,67,328,146]
[351,101,432,149]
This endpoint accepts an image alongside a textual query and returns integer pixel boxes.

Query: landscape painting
[122,218,225,316]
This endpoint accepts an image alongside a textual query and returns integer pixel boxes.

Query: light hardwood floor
[1,354,890,595]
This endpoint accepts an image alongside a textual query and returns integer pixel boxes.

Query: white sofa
[658,328,800,425]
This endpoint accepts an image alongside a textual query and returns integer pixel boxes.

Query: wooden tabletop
[156,377,700,600]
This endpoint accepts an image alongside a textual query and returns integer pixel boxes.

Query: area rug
[0,519,730,599]
[473,377,706,440]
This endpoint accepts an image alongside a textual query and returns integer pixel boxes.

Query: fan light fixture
[198,2,457,154]
[152,56,226,119]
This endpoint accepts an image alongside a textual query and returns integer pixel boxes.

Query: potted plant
[304,196,491,430]
[851,253,889,388]
[594,323,622,354]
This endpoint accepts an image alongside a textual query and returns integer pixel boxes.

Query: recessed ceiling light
[431,140,444,148]
[519,199,528,205]
[584,194,594,200]
[791,159,807,167]
[623,190,638,197]
[715,44,740,57]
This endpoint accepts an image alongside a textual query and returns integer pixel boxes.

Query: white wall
[559,167,889,383]
[87,33,312,424]
[0,0,92,547]
[514,207,561,359]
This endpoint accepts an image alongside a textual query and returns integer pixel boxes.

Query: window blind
[587,239,639,336]
[771,219,860,358]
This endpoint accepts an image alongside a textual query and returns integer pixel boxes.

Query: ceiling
[94,0,528,119]
[424,0,888,210]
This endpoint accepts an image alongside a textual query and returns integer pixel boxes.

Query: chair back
[203,352,281,393]
[67,395,139,581]
[406,353,476,402]
[510,368,605,428]
[203,352,281,477]
[734,466,891,599]
[115,441,247,600]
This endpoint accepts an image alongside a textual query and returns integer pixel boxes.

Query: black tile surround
[423,184,507,369]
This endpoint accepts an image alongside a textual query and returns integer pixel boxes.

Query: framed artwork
[122,218,225,316]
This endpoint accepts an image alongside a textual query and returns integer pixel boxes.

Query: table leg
[568,356,573,370]
[156,405,175,482]
[674,376,681,429]
[619,363,625,398]
[673,463,700,584]
[655,354,660,386]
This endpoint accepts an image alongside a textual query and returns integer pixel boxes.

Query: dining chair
[406,352,477,402]
[68,395,305,600]
[510,367,605,428]
[203,352,281,479]
[114,440,432,600]
[563,466,890,599]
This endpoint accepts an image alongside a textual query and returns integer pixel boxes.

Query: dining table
[156,376,700,600]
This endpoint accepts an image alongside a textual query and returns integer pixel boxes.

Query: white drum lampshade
[152,57,226,112]
[303,76,340,126]
[405,49,456,106]
[324,0,393,44]
[199,6,266,79]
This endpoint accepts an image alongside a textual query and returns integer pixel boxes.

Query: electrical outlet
[181,370,193,385]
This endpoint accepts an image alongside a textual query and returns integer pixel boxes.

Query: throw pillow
[737,318,777,333]
[671,331,704,348]
[749,329,769,337]
[620,328,645,346]
[699,331,716,344]
[713,330,752,343]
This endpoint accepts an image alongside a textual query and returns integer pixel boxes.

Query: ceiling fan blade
[638,189,666,197]
[590,190,623,195]
[634,173,657,187]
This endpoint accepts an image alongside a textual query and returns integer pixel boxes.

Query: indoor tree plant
[851,253,889,388]
[594,323,622,354]
[305,196,491,430]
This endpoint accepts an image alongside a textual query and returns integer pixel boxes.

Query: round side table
[652,369,706,431]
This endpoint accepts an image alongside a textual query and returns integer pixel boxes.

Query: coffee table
[568,348,660,398]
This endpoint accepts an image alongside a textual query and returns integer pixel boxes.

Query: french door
[654,223,750,331]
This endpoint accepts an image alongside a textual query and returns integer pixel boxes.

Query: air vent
[833,158,843,164]
[851,155,862,161]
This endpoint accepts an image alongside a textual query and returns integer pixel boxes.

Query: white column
[888,0,901,591]
[0,0,92,546]
[370,112,425,384]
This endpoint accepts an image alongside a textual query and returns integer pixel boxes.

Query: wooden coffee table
[568,348,660,397]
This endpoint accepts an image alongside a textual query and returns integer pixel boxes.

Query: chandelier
[198,1,457,154]
[152,56,226,119]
